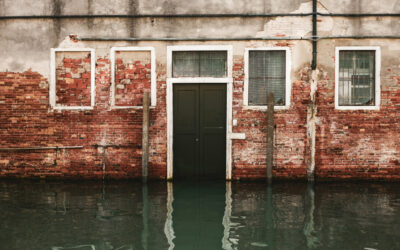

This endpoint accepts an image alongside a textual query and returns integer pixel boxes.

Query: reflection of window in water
[51,244,96,250]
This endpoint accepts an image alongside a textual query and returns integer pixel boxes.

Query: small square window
[50,48,95,110]
[172,51,227,77]
[244,48,291,109]
[110,47,156,108]
[335,47,380,110]
[339,51,375,106]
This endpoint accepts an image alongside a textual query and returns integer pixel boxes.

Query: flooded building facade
[0,0,399,180]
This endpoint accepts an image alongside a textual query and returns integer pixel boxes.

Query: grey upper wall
[0,0,311,15]
[319,0,400,13]
[1,0,399,15]
[0,0,400,75]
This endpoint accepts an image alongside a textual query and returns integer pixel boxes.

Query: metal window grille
[338,51,375,106]
[248,50,286,106]
[172,51,227,77]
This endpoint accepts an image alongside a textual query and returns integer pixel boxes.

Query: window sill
[243,105,290,111]
[111,106,156,110]
[52,106,94,111]
[335,105,380,111]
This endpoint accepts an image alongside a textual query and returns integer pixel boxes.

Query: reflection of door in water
[173,84,227,180]
[172,181,226,249]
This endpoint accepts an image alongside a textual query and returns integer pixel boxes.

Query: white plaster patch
[58,36,86,49]
[344,137,398,165]
[256,2,332,38]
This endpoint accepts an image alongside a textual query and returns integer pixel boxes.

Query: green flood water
[0,180,400,250]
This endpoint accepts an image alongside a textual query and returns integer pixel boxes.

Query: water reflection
[303,183,320,249]
[0,180,400,249]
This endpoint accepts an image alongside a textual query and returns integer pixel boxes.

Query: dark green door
[173,84,226,179]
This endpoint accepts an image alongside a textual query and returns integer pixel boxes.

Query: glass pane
[339,51,375,106]
[172,51,227,77]
[248,51,286,106]
[172,51,199,77]
[199,51,227,77]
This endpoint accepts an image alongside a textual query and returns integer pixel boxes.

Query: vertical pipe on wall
[142,92,150,182]
[307,0,318,181]
[266,92,275,182]
[312,0,317,70]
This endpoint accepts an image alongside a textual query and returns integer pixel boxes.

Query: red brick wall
[231,55,310,180]
[0,54,166,179]
[55,52,92,106]
[1,46,399,180]
[315,63,400,181]
[114,51,152,107]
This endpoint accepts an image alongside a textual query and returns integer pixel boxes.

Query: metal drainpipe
[0,13,313,20]
[1,13,400,20]
[0,146,83,151]
[317,12,400,17]
[77,36,311,41]
[308,0,318,182]
[312,0,317,70]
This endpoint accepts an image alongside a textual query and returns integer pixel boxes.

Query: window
[110,47,156,108]
[172,51,227,77]
[50,48,95,110]
[244,48,291,109]
[335,47,380,110]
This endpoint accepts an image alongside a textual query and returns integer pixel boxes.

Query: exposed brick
[0,56,165,180]
[56,53,91,106]
[114,52,151,107]
[0,52,399,181]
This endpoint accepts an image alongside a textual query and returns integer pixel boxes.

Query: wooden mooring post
[266,92,274,183]
[142,92,150,182]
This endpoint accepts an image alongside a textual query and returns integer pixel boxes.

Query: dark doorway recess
[173,84,227,180]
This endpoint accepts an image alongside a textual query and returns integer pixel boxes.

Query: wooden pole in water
[266,92,274,183]
[142,92,150,182]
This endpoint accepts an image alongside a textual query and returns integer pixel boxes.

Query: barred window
[172,51,227,77]
[338,50,375,106]
[248,50,286,106]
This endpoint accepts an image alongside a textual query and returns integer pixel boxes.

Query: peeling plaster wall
[315,39,400,180]
[1,0,400,180]
[1,0,399,75]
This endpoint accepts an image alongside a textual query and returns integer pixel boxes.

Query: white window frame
[335,46,381,111]
[110,47,156,109]
[243,47,292,110]
[50,48,96,110]
[167,45,239,180]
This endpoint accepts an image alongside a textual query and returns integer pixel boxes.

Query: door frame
[167,45,233,180]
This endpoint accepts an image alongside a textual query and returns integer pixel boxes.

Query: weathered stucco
[0,0,400,180]
[1,0,399,75]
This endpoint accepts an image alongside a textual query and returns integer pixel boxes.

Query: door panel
[173,85,199,179]
[201,133,225,177]
[199,85,227,179]
[173,84,226,179]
